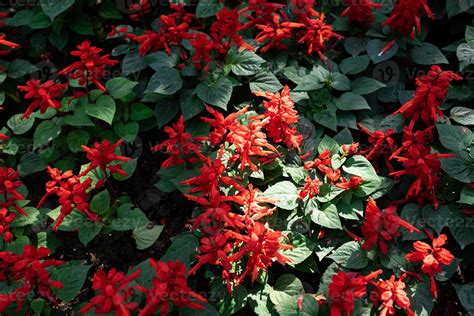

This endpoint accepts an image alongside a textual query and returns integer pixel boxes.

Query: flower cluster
[18,79,68,119]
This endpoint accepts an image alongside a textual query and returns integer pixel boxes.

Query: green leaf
[340,55,370,75]
[454,284,474,313]
[180,90,205,120]
[448,209,474,248]
[78,222,103,246]
[90,190,110,214]
[457,43,474,70]
[294,67,327,91]
[114,122,139,142]
[270,292,319,316]
[110,203,150,231]
[146,68,182,95]
[155,97,179,128]
[4,236,30,254]
[112,158,137,181]
[8,59,38,79]
[7,10,35,26]
[313,108,338,131]
[7,114,35,135]
[33,120,61,150]
[460,185,474,205]
[11,207,40,227]
[18,153,47,176]
[160,233,199,268]
[328,241,368,269]
[318,135,339,154]
[196,77,233,110]
[40,0,75,20]
[122,51,148,76]
[264,181,299,210]
[105,77,138,99]
[274,275,304,296]
[351,77,385,95]
[52,262,92,301]
[282,231,316,266]
[147,51,179,70]
[196,0,224,18]
[133,225,164,250]
[343,155,381,196]
[227,49,266,76]
[250,71,283,93]
[441,156,474,183]
[330,73,351,91]
[311,203,343,230]
[436,124,473,153]
[451,106,474,125]
[344,37,368,57]
[337,92,371,111]
[66,130,89,153]
[131,103,155,121]
[409,282,435,316]
[411,43,449,65]
[86,95,116,125]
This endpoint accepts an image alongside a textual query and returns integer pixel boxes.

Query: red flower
[152,115,200,168]
[394,66,462,126]
[370,275,415,316]
[291,12,343,60]
[335,176,364,190]
[229,185,276,222]
[59,40,118,91]
[406,234,454,298]
[80,139,131,177]
[361,199,420,254]
[299,175,323,199]
[254,14,299,53]
[0,33,20,55]
[390,144,455,209]
[328,270,382,316]
[201,105,249,146]
[226,222,293,285]
[383,0,433,40]
[189,33,216,70]
[254,85,303,151]
[226,116,278,172]
[128,0,152,21]
[190,204,245,234]
[240,0,286,28]
[210,8,254,54]
[0,167,27,215]
[18,79,68,119]
[0,133,8,140]
[138,260,207,316]
[80,268,141,316]
[0,245,63,313]
[304,149,332,172]
[341,0,382,24]
[0,208,15,242]
[358,124,396,172]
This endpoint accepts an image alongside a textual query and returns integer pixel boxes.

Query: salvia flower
[210,8,254,54]
[0,33,20,55]
[0,208,15,242]
[254,14,299,53]
[361,199,420,254]
[240,0,286,28]
[299,175,323,199]
[18,79,68,119]
[394,65,462,126]
[328,270,383,316]
[370,274,415,316]
[80,139,131,177]
[80,268,141,316]
[405,233,454,299]
[201,105,249,146]
[358,124,396,172]
[59,40,118,92]
[138,260,207,316]
[383,0,433,40]
[189,33,216,70]
[0,133,8,141]
[254,85,303,151]
[0,167,27,215]
[341,0,382,24]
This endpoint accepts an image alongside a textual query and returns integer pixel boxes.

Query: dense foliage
[0,0,474,315]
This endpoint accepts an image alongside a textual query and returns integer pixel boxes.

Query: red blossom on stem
[361,199,420,254]
[80,268,141,316]
[189,33,216,70]
[383,0,433,40]
[59,40,118,92]
[80,139,131,177]
[201,105,249,146]
[240,0,286,28]
[341,0,383,24]
[128,0,152,21]
[18,79,68,119]
[138,260,207,316]
[370,274,415,316]
[0,167,27,216]
[210,8,254,54]
[358,124,396,172]
[328,270,383,316]
[0,207,15,242]
[406,233,454,299]
[152,115,200,168]
[254,14,299,53]
[393,66,462,126]
[0,133,8,140]
[299,175,323,199]
[0,33,20,55]
[254,85,303,151]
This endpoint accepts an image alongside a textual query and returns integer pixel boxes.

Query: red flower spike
[361,199,420,254]
[240,0,286,29]
[58,40,118,91]
[341,0,383,24]
[304,149,332,172]
[254,85,303,151]
[201,105,249,146]
[299,175,323,199]
[153,115,200,168]
[80,139,131,177]
[405,234,454,299]
[80,268,141,316]
[370,275,415,316]
[210,8,254,54]
[383,0,433,40]
[128,0,152,21]
[227,184,276,222]
[18,79,68,119]
[0,33,20,56]
[358,124,396,172]
[328,270,383,316]
[138,260,207,316]
[189,33,216,70]
[254,14,298,53]
[0,208,15,242]
[0,167,27,216]
[393,66,462,126]
[226,116,279,172]
[335,176,363,190]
